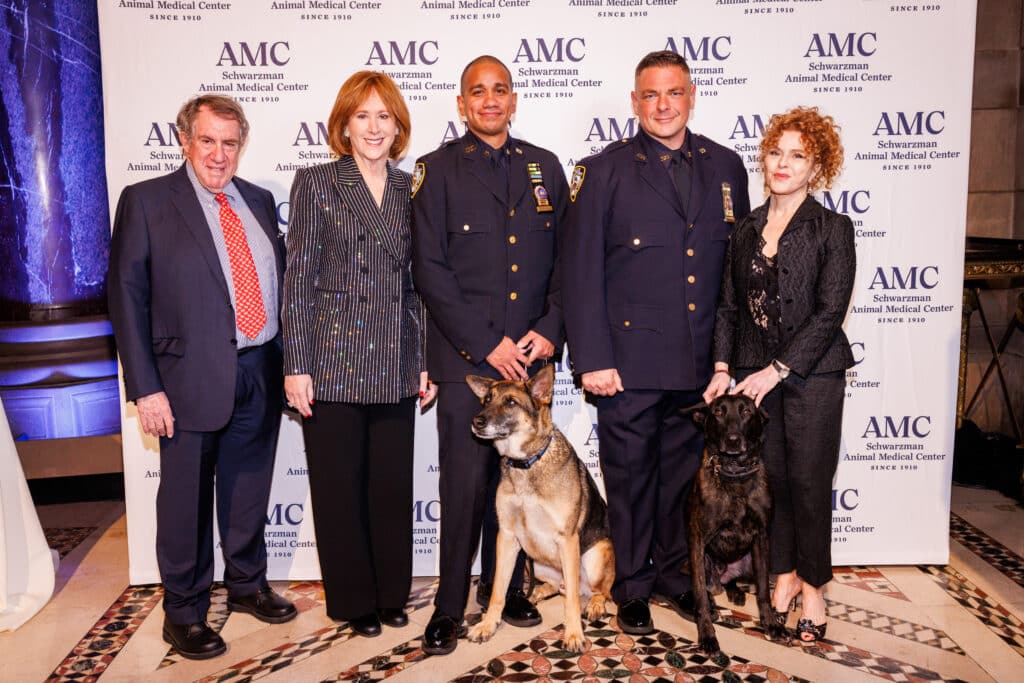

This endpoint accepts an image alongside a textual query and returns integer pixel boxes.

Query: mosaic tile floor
[3,486,1023,682]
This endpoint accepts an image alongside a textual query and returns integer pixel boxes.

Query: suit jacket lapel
[780,194,821,238]
[508,142,531,211]
[169,165,231,300]
[635,135,684,220]
[462,136,508,208]
[334,155,403,261]
[235,176,285,284]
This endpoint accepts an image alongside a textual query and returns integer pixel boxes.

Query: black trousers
[595,388,704,603]
[746,369,845,588]
[301,396,416,620]
[157,342,283,625]
[434,381,526,620]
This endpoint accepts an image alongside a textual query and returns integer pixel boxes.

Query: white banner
[99,0,975,583]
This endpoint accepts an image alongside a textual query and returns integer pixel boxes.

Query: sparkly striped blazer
[282,155,424,404]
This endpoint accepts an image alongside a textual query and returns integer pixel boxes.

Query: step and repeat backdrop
[98,0,976,584]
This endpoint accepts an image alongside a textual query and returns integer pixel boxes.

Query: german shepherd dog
[465,365,615,652]
[688,394,787,655]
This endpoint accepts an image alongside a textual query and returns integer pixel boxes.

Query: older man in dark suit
[108,94,295,660]
[412,55,569,656]
[562,51,751,635]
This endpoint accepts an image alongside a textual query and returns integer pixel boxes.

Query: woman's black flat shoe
[349,613,382,637]
[378,607,409,628]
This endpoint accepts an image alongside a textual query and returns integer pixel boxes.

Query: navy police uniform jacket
[412,133,568,382]
[562,129,750,390]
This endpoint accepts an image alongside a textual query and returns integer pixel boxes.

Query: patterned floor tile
[46,585,163,682]
[921,564,1024,658]
[826,598,963,654]
[323,637,429,682]
[408,578,439,612]
[949,513,1024,589]
[196,623,356,683]
[286,580,327,613]
[44,527,98,559]
[832,566,910,601]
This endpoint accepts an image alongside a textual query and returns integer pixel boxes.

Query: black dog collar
[710,452,761,481]
[505,434,554,470]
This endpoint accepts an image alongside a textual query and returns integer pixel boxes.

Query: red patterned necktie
[214,192,267,339]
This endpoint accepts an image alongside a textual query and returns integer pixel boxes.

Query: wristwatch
[771,359,790,381]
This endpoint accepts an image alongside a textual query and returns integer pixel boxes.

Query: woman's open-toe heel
[796,618,827,642]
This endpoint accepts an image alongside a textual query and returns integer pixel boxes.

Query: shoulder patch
[569,165,586,203]
[411,162,426,199]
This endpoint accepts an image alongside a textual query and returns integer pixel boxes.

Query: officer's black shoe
[501,588,542,627]
[476,580,492,608]
[378,607,409,628]
[422,612,466,656]
[227,587,297,624]
[660,591,698,623]
[616,598,654,635]
[349,612,383,637]
[162,619,227,660]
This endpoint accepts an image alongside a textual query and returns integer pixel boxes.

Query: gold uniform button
[509,235,517,244]
[624,320,631,327]
[466,355,472,361]
[511,264,519,272]
[632,237,641,246]
[545,221,551,228]
[463,224,470,231]
[687,275,696,284]
[688,303,696,311]
[688,223,695,230]
[686,248,695,256]
[510,292,518,301]
[509,209,515,217]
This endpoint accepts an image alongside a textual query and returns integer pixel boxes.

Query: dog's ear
[758,405,770,422]
[527,364,555,405]
[680,400,708,424]
[466,375,495,400]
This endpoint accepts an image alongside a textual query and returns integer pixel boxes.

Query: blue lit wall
[0,0,110,319]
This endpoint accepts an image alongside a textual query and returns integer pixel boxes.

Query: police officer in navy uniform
[412,55,569,656]
[562,50,751,635]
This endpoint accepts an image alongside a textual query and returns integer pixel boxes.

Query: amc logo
[513,37,585,63]
[849,341,865,366]
[144,122,178,147]
[831,488,859,511]
[217,41,290,67]
[861,416,932,439]
[585,117,637,143]
[276,201,289,227]
[292,121,328,147]
[440,120,462,145]
[874,111,945,136]
[413,499,441,523]
[728,114,768,140]
[366,40,438,66]
[665,36,732,61]
[868,266,938,290]
[821,190,870,215]
[804,32,877,58]
[584,423,599,446]
[266,503,304,526]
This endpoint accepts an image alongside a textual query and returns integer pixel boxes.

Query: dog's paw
[725,587,747,606]
[467,620,498,644]
[529,583,560,605]
[766,620,791,643]
[584,595,609,621]
[562,627,587,653]
[697,635,721,657]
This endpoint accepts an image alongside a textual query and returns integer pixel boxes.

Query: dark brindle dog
[465,365,615,652]
[688,394,787,655]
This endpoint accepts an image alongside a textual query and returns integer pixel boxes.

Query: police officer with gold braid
[411,55,569,656]
[562,50,750,635]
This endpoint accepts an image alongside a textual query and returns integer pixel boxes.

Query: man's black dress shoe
[162,620,227,660]
[659,590,698,623]
[227,587,297,624]
[378,607,409,628]
[349,612,382,637]
[422,612,466,656]
[616,598,654,635]
[501,588,542,627]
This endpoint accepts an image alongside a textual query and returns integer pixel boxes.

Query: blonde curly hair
[760,106,844,192]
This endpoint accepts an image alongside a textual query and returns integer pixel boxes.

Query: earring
[344,129,350,137]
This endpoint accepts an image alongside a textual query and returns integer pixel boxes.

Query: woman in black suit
[704,106,855,643]
[281,71,436,637]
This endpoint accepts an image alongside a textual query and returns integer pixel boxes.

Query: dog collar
[505,434,554,470]
[711,453,761,481]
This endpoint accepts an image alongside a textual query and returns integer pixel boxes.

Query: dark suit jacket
[712,195,856,378]
[282,155,424,404]
[412,133,568,382]
[562,129,750,390]
[107,164,285,432]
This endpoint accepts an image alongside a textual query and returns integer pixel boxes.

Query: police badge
[411,162,426,199]
[569,165,586,203]
[721,182,735,223]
